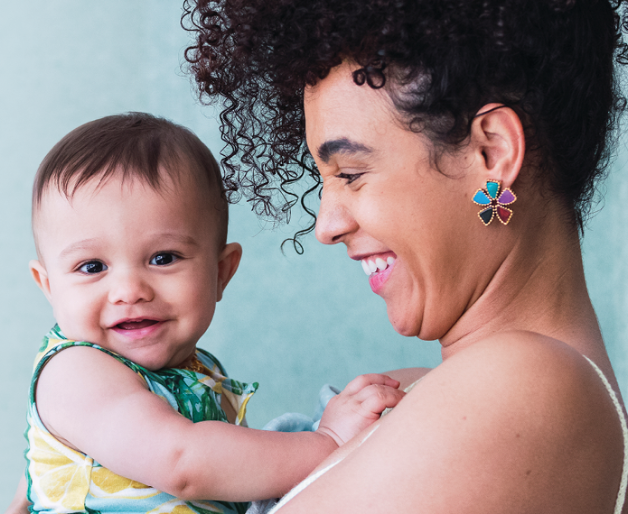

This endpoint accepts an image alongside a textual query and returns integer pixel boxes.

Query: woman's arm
[274,333,625,513]
[35,346,405,502]
[5,475,29,514]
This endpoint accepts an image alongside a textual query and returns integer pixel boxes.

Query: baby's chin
[56,322,198,370]
[111,341,198,371]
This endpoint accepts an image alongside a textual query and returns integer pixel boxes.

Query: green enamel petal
[486,180,499,199]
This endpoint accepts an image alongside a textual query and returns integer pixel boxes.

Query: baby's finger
[356,384,406,415]
[343,374,401,396]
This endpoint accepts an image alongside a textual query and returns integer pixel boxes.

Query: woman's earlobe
[29,260,52,302]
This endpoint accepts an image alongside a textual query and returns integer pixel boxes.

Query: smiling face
[305,64,514,340]
[30,170,241,370]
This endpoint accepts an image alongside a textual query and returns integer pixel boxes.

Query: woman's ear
[215,242,243,302]
[470,103,525,188]
[29,260,52,303]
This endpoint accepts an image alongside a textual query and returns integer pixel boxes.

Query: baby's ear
[29,260,52,302]
[216,243,242,302]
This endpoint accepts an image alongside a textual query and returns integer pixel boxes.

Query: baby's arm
[5,475,29,514]
[36,347,404,503]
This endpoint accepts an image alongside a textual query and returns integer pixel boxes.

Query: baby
[14,113,404,514]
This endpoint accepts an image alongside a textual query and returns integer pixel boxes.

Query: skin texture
[269,62,627,513]
[25,169,406,503]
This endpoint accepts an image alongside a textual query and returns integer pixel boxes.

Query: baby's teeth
[376,258,387,271]
[387,256,396,266]
[361,260,371,276]
[368,260,378,274]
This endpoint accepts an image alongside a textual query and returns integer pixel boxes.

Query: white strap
[584,357,628,514]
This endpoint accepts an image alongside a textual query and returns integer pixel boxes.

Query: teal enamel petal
[486,181,499,199]
[473,190,491,205]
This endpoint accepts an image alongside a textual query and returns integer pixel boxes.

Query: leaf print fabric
[25,326,257,514]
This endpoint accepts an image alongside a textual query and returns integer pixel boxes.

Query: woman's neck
[439,209,616,385]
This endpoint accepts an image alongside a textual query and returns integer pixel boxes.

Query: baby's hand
[316,374,405,446]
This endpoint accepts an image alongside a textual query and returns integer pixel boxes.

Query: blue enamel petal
[473,190,491,205]
[486,181,499,199]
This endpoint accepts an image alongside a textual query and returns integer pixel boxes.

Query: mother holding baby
[184,0,628,512]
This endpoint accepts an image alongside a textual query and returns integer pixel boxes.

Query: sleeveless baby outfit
[25,325,258,514]
[263,357,628,514]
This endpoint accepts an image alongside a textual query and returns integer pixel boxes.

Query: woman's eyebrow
[317,138,373,163]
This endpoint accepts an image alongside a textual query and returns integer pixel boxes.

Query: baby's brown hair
[33,112,228,246]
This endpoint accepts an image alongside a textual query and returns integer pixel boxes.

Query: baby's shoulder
[38,342,143,381]
[34,344,150,451]
[36,344,148,414]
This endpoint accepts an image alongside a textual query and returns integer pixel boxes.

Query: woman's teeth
[361,256,396,276]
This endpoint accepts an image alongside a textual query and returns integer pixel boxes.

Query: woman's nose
[107,270,154,305]
[315,187,358,245]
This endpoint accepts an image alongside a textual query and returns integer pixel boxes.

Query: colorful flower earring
[472,180,517,226]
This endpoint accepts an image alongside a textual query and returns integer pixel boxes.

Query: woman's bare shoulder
[278,332,624,513]
[381,367,431,390]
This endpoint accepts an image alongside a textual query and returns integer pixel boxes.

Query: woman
[183,0,628,512]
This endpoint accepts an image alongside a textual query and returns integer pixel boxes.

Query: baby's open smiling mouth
[115,319,159,330]
[110,319,165,341]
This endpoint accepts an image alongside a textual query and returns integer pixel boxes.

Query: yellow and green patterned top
[25,325,258,514]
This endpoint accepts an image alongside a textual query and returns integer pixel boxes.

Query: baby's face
[31,171,240,370]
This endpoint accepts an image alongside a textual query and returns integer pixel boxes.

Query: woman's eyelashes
[337,171,365,184]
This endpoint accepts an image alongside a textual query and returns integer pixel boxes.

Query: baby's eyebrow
[59,238,100,259]
[154,233,200,247]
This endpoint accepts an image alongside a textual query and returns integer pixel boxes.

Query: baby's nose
[107,271,154,304]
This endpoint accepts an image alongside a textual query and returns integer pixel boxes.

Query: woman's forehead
[304,65,397,152]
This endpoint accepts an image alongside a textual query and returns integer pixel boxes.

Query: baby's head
[30,113,242,370]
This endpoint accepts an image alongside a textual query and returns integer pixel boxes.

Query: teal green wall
[1,2,626,508]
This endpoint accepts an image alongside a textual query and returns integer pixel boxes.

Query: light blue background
[1,2,626,508]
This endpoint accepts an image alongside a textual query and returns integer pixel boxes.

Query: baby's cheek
[53,296,101,343]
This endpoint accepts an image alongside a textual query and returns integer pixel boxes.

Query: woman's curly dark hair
[182,0,628,252]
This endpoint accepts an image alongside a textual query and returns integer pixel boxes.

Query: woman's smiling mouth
[361,255,396,276]
[359,254,397,294]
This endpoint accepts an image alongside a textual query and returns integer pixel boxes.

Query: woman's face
[304,63,505,340]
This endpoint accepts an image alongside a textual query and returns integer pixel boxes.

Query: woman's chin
[387,307,422,338]
[386,305,447,341]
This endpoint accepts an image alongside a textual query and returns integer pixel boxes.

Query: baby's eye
[79,261,107,274]
[150,253,178,266]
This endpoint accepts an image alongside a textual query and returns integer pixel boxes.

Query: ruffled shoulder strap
[30,325,147,404]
